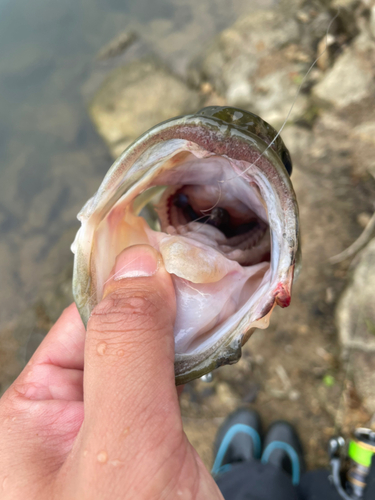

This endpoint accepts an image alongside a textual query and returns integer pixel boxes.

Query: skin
[0,245,224,500]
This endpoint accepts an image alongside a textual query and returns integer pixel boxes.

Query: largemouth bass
[72,106,300,384]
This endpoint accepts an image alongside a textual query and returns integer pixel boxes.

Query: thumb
[77,244,180,464]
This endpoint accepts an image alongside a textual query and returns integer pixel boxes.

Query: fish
[71,106,300,385]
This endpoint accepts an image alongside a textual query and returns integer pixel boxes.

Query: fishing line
[199,181,223,214]
[220,8,340,184]
[104,256,140,283]
[193,180,225,233]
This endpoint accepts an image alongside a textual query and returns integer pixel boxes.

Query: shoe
[212,408,262,476]
[261,421,305,485]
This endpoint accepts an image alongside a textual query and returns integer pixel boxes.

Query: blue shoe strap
[214,463,233,476]
[261,441,300,485]
[212,423,262,476]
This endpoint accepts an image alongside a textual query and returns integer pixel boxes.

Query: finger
[70,245,180,481]
[30,303,86,370]
[85,244,177,419]
[0,306,86,485]
[19,364,83,401]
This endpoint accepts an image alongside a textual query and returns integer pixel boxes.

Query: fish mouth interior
[128,150,274,355]
[156,185,270,267]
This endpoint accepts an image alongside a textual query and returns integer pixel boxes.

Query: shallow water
[0,0,275,332]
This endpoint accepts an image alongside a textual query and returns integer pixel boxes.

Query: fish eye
[281,149,293,176]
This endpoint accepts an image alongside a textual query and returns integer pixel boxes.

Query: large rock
[188,9,311,126]
[89,56,203,158]
[337,238,375,353]
[313,32,375,108]
[188,1,367,125]
[351,120,375,177]
[337,238,375,411]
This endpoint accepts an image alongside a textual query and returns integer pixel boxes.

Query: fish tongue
[158,234,242,283]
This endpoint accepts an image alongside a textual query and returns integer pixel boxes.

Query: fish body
[72,106,300,384]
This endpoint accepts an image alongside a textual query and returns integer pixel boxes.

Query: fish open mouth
[123,149,274,356]
[158,182,270,268]
[72,107,299,383]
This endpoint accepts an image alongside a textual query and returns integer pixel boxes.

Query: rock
[337,238,375,353]
[89,56,203,158]
[96,31,138,61]
[371,5,375,39]
[357,212,372,228]
[188,6,341,127]
[316,34,337,71]
[82,32,155,103]
[351,121,375,175]
[190,10,298,89]
[337,238,375,411]
[332,0,359,8]
[313,34,375,108]
[352,121,375,146]
[350,351,375,413]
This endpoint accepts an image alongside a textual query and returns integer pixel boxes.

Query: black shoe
[261,421,305,485]
[212,408,262,476]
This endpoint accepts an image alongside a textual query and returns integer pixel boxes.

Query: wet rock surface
[89,56,203,158]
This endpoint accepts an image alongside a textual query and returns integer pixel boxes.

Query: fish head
[72,106,300,384]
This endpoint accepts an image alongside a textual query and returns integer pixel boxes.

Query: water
[0,0,274,386]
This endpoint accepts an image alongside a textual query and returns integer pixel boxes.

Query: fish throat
[159,184,271,267]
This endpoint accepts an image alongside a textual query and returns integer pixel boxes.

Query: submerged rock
[89,56,203,158]
[96,31,138,61]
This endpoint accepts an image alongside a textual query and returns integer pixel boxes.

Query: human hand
[0,245,223,500]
